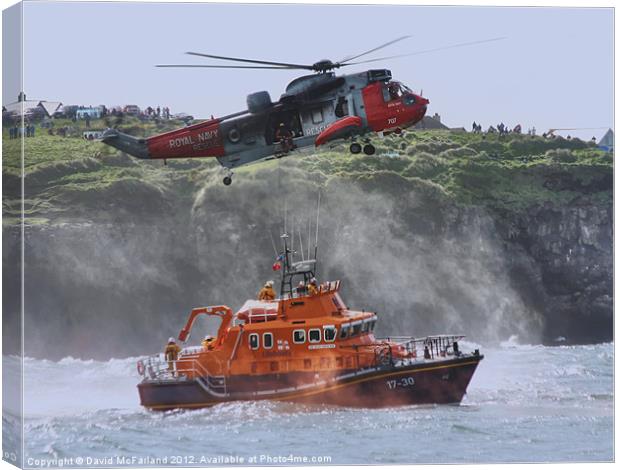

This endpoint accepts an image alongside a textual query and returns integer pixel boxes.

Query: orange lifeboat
[137,233,483,410]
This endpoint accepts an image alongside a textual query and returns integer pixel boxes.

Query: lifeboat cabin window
[324,326,337,342]
[249,333,259,350]
[293,329,306,344]
[339,325,348,340]
[361,321,370,333]
[351,322,362,336]
[309,328,321,343]
[263,332,274,349]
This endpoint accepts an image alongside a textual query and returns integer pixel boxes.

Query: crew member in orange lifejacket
[258,280,276,301]
[164,337,181,373]
[307,278,319,295]
[202,335,216,350]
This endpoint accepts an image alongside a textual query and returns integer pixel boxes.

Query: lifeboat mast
[278,233,317,298]
[278,193,321,298]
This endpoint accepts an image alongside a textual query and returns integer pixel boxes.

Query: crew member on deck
[202,335,215,350]
[164,337,181,374]
[308,278,319,295]
[258,280,276,301]
[296,280,307,296]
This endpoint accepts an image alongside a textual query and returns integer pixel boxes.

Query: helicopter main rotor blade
[185,51,313,70]
[345,37,506,66]
[156,64,302,69]
[338,35,412,64]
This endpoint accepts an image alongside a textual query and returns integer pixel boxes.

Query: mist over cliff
[2,127,613,359]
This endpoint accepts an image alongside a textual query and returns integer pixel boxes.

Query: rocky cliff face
[503,203,613,344]
[2,131,613,359]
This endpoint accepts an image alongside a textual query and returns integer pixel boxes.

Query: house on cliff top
[413,112,449,130]
[598,129,613,153]
[2,91,62,120]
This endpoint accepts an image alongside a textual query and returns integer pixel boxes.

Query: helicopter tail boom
[101,129,151,159]
[101,118,227,161]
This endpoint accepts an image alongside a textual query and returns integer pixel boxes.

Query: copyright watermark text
[25,453,332,467]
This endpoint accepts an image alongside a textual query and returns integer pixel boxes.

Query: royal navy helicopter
[101,37,501,185]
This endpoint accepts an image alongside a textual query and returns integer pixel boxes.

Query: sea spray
[13,341,613,464]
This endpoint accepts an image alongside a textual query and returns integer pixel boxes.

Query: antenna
[290,216,295,262]
[315,192,321,247]
[315,191,321,274]
[279,232,290,298]
[268,230,278,257]
[307,215,311,261]
[283,199,288,236]
[298,228,305,262]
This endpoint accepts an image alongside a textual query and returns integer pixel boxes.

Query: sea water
[4,339,613,466]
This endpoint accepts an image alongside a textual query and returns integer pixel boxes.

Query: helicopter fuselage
[101,69,428,183]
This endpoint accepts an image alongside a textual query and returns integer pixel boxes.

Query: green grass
[2,123,612,226]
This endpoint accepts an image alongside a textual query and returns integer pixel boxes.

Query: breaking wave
[2,340,612,464]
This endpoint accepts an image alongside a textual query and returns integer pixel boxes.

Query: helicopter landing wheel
[350,142,362,154]
[363,144,376,155]
[223,176,233,186]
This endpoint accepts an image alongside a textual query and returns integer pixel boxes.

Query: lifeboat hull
[138,354,483,411]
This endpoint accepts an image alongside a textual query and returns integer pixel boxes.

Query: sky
[7,2,615,140]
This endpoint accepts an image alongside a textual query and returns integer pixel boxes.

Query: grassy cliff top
[2,118,612,225]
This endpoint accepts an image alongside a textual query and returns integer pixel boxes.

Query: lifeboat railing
[380,335,467,364]
[342,334,469,369]
[282,280,341,300]
[140,354,228,397]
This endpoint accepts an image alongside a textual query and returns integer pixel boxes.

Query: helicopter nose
[417,101,428,121]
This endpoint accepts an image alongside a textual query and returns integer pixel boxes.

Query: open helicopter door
[265,111,303,145]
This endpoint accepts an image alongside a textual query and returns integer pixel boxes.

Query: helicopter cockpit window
[382,85,391,102]
[385,81,414,102]
[388,82,403,100]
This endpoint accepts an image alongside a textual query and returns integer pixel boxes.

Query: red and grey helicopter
[101,37,501,185]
